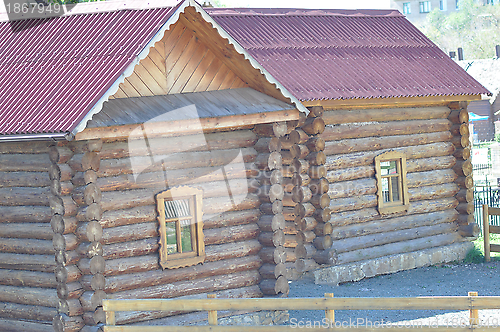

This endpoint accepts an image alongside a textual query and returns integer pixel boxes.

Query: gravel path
[288,261,500,327]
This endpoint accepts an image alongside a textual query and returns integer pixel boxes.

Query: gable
[110,19,248,99]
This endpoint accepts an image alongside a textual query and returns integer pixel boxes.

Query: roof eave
[0,132,72,142]
[301,94,483,110]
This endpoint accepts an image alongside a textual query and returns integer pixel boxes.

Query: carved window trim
[375,151,409,215]
[156,186,204,269]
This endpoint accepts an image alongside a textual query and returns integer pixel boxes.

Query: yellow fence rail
[103,292,500,331]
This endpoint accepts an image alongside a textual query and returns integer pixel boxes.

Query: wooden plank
[230,77,248,89]
[163,21,187,60]
[490,225,500,234]
[488,207,500,216]
[125,72,154,97]
[140,56,168,91]
[133,62,166,95]
[219,70,237,90]
[169,43,208,94]
[103,296,500,312]
[207,64,230,91]
[166,34,201,92]
[147,47,166,74]
[182,49,216,93]
[194,57,222,92]
[490,244,500,252]
[303,94,482,110]
[112,87,129,99]
[118,81,140,98]
[165,28,194,75]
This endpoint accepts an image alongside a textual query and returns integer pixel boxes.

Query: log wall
[317,105,467,266]
[0,142,58,331]
[70,127,264,326]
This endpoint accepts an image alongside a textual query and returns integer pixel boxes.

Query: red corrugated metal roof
[207,8,490,102]
[0,5,178,136]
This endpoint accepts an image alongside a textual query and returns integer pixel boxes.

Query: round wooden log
[302,117,325,135]
[53,313,85,332]
[49,163,61,181]
[309,165,326,179]
[458,223,480,237]
[450,123,470,137]
[258,230,285,247]
[289,128,309,144]
[296,217,318,232]
[93,307,106,324]
[255,152,282,171]
[204,224,260,245]
[90,256,106,275]
[453,159,472,177]
[76,221,103,243]
[292,186,312,203]
[260,201,283,215]
[294,202,315,218]
[283,207,296,221]
[260,275,289,295]
[91,274,106,291]
[407,169,458,188]
[0,154,52,172]
[259,263,287,279]
[285,247,296,262]
[456,176,474,189]
[259,246,286,265]
[49,146,74,164]
[295,144,309,159]
[448,108,469,124]
[451,135,470,149]
[280,135,298,150]
[456,202,474,215]
[81,152,100,171]
[59,164,75,182]
[258,184,284,202]
[254,137,281,153]
[284,221,298,235]
[256,169,283,185]
[314,222,333,236]
[310,178,329,195]
[77,241,104,258]
[282,192,296,207]
[295,243,317,259]
[456,188,473,203]
[51,215,65,234]
[57,283,69,300]
[457,214,474,225]
[454,147,471,160]
[281,149,295,165]
[306,151,326,166]
[311,193,331,209]
[53,233,66,251]
[57,298,84,317]
[0,301,57,322]
[408,183,459,202]
[307,106,324,118]
[0,171,51,188]
[73,183,102,206]
[296,258,320,273]
[306,137,325,153]
[90,290,107,310]
[313,249,338,265]
[292,173,311,187]
[254,122,287,138]
[324,108,450,125]
[314,208,331,223]
[293,159,309,174]
[257,214,285,232]
[283,177,295,192]
[296,230,316,244]
[87,139,103,152]
[313,235,333,250]
[77,204,102,222]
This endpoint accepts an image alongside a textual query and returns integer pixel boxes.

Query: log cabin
[0,0,489,331]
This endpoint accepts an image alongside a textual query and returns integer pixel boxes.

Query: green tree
[418,0,500,59]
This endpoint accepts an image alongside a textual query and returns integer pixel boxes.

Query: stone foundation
[313,241,473,285]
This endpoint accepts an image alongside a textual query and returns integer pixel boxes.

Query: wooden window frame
[375,151,409,215]
[156,186,205,269]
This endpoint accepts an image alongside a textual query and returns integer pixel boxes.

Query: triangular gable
[74,0,308,137]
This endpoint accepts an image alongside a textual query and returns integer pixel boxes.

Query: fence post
[208,294,217,325]
[483,204,491,262]
[325,293,334,324]
[469,291,479,326]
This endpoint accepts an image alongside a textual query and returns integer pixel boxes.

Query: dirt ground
[288,260,500,326]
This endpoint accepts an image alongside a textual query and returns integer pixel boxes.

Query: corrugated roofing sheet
[88,88,295,127]
[207,8,490,101]
[0,6,178,136]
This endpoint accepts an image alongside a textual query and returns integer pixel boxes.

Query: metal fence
[474,185,500,232]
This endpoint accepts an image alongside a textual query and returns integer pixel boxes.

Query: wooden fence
[103,293,500,331]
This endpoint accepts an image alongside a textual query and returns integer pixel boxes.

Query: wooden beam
[303,94,482,110]
[75,109,299,141]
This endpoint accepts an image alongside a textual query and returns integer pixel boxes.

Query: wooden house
[0,1,489,331]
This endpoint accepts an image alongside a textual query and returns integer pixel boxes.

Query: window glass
[420,1,431,13]
[375,152,409,214]
[403,2,411,14]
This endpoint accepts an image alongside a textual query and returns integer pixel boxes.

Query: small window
[157,186,204,269]
[403,2,411,14]
[419,1,431,13]
[440,0,447,11]
[375,151,409,215]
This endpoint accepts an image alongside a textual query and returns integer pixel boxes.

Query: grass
[463,233,500,263]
